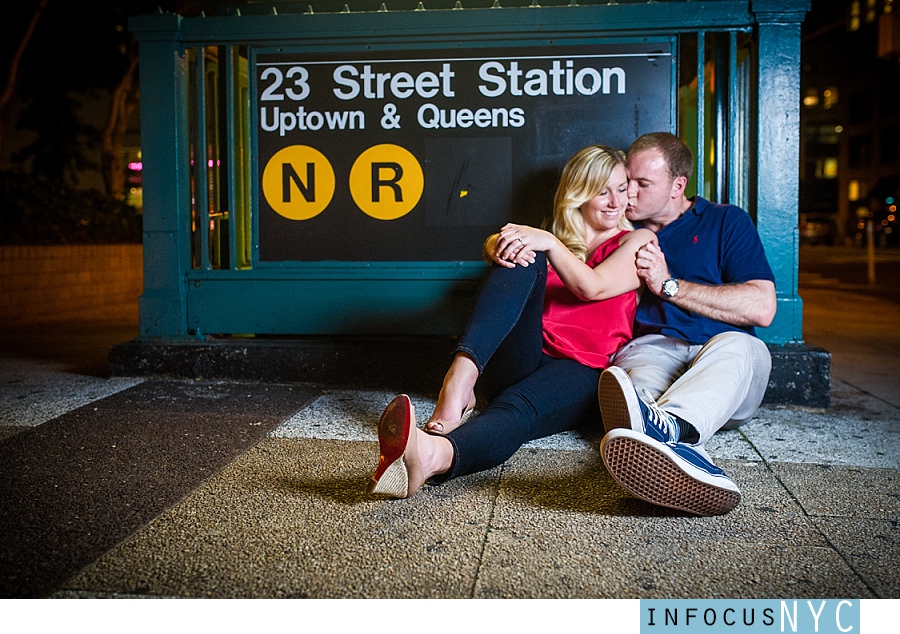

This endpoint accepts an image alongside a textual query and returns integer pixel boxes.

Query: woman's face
[579,164,628,230]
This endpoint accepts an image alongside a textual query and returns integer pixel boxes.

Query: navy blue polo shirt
[633,196,775,344]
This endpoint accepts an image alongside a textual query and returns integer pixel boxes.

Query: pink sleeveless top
[541,230,636,369]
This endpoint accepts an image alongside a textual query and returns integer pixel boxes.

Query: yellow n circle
[262,145,335,220]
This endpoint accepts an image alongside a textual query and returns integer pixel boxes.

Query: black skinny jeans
[431,253,604,483]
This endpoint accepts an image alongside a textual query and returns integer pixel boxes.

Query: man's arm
[660,278,776,328]
[635,241,777,328]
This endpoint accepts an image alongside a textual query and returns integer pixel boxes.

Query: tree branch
[0,0,50,157]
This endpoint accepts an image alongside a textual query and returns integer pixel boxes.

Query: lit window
[866,0,876,23]
[803,88,819,107]
[815,160,825,178]
[849,180,860,201]
[823,157,838,179]
[850,0,860,30]
[823,87,839,109]
[887,0,894,15]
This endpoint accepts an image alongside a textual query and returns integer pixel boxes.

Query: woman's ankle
[419,431,454,479]
[433,355,478,420]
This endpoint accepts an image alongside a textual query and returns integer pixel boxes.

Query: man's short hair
[628,132,694,182]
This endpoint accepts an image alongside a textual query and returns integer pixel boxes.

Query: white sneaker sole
[600,429,741,516]
[598,366,643,435]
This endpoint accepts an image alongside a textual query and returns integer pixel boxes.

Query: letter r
[372,162,403,202]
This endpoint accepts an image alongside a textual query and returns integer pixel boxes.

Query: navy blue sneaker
[600,428,741,516]
[599,366,680,442]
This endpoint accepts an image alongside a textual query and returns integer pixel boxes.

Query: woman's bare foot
[416,428,455,484]
[369,395,455,498]
[425,353,478,434]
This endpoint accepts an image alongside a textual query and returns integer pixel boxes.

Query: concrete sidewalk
[0,285,897,600]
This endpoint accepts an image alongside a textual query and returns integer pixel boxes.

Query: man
[598,132,777,516]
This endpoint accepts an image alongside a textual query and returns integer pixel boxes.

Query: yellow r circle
[349,144,423,220]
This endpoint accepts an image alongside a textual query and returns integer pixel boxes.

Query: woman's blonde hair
[549,145,630,262]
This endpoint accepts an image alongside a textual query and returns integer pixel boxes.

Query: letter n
[283,162,315,202]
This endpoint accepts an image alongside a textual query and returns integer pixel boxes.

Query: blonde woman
[368,145,656,498]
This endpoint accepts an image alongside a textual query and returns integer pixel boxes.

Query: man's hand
[635,242,777,328]
[635,241,671,296]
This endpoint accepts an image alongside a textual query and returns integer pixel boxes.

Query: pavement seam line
[837,379,900,411]
[468,462,505,598]
[737,429,881,598]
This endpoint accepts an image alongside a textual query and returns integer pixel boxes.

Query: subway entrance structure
[115,0,828,406]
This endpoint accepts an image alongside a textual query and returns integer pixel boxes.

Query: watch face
[663,279,678,296]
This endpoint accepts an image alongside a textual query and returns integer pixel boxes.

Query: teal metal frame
[130,0,809,344]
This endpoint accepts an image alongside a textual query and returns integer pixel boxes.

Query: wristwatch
[662,277,680,299]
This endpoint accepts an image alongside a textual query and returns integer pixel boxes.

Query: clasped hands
[484,224,673,299]
[484,223,546,268]
[634,241,672,296]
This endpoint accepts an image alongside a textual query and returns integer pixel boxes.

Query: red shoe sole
[370,394,414,485]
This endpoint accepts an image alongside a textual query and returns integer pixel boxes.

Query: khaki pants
[611,331,772,444]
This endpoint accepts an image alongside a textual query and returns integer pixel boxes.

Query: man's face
[625,148,676,223]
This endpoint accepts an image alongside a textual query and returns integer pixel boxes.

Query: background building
[801,0,900,246]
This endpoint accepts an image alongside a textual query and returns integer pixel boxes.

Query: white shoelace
[640,388,678,442]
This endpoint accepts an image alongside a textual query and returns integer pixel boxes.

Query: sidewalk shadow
[0,320,138,378]
[272,474,376,505]
[498,468,687,517]
[271,466,686,518]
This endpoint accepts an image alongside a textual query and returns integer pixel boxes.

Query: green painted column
[130,13,195,339]
[753,0,810,344]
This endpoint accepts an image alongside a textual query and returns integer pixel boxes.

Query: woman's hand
[483,229,536,268]
[490,224,554,267]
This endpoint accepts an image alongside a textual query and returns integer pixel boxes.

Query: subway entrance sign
[127,0,812,369]
[256,43,672,262]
